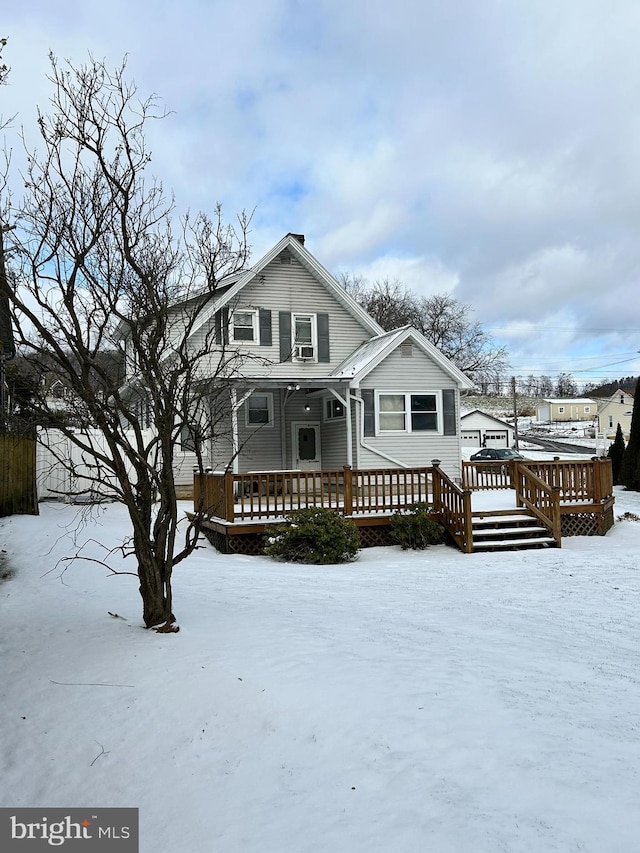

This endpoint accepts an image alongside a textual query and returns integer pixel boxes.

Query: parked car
[470,448,525,462]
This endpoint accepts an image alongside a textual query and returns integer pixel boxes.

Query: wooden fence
[0,434,38,517]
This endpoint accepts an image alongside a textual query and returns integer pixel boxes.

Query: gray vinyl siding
[190,255,372,379]
[358,345,462,480]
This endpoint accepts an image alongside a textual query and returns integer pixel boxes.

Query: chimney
[287,233,305,245]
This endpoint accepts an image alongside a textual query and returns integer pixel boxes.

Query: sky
[2,0,640,387]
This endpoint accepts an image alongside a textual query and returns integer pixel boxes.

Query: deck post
[592,457,603,503]
[343,465,353,516]
[224,471,235,522]
[462,488,473,553]
[431,460,441,513]
[551,486,562,546]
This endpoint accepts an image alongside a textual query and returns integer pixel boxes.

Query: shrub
[390,502,446,550]
[264,507,360,564]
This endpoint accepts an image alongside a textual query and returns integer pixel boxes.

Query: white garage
[460,410,515,449]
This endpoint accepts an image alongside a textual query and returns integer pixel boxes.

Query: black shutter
[362,389,375,437]
[317,313,330,362]
[215,308,229,345]
[259,309,272,346]
[443,389,456,435]
[279,312,292,361]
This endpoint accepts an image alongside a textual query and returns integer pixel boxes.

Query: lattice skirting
[561,505,614,537]
[200,520,396,555]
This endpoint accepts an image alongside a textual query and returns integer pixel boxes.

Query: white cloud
[4,0,640,378]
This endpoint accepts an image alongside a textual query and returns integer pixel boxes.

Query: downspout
[349,391,408,468]
[230,388,253,474]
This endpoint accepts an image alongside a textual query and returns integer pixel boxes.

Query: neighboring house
[122,233,474,490]
[460,409,515,449]
[536,398,597,423]
[594,388,634,439]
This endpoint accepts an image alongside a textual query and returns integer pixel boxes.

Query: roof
[460,409,514,429]
[331,325,474,389]
[538,398,597,405]
[188,233,385,342]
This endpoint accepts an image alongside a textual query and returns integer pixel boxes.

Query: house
[460,409,515,449]
[122,233,474,493]
[594,388,634,440]
[536,398,597,423]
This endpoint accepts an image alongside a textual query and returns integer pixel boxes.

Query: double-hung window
[231,310,258,344]
[292,313,316,361]
[376,392,440,434]
[245,393,274,427]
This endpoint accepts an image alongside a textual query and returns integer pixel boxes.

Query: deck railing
[431,462,473,553]
[463,457,613,504]
[194,465,433,523]
[514,465,562,546]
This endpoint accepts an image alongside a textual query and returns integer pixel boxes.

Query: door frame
[291,421,322,470]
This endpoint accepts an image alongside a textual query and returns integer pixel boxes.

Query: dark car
[470,448,525,462]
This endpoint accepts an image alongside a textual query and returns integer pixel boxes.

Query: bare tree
[555,372,578,398]
[341,275,509,384]
[1,54,254,629]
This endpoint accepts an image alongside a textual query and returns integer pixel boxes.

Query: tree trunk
[136,548,175,628]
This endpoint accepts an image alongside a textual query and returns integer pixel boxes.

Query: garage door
[484,431,508,448]
[461,430,481,447]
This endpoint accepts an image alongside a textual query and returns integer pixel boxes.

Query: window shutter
[279,312,292,361]
[362,389,375,437]
[214,308,229,345]
[259,309,272,346]
[317,313,330,363]
[443,389,456,435]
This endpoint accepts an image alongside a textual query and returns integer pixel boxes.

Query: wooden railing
[194,465,433,522]
[431,462,473,553]
[463,457,613,505]
[514,465,561,546]
[462,460,515,491]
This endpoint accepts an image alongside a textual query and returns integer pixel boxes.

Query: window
[376,392,441,433]
[620,394,625,404]
[245,393,274,427]
[609,416,614,428]
[325,398,346,420]
[558,406,565,413]
[292,313,316,361]
[231,310,258,343]
[181,423,202,452]
[584,406,591,414]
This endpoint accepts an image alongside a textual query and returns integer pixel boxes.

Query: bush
[390,502,445,550]
[264,507,360,564]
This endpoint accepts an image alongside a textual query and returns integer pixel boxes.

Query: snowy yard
[2,490,640,852]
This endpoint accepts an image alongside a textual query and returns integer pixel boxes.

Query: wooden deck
[194,458,615,554]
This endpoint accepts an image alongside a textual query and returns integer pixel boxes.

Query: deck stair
[471,509,558,551]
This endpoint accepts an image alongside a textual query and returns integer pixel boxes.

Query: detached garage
[460,410,515,449]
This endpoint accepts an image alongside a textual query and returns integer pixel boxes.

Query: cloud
[3,0,640,384]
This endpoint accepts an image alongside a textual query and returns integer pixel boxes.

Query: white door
[292,422,321,470]
[461,430,481,447]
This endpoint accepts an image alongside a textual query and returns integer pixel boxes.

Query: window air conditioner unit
[294,345,315,360]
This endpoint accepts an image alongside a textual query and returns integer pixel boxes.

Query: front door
[292,422,321,470]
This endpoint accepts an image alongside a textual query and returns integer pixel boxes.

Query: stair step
[473,525,546,538]
[473,536,557,549]
[472,514,537,526]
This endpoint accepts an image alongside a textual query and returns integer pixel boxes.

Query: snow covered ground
[2,491,640,852]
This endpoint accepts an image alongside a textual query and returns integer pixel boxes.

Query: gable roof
[538,398,597,405]
[460,409,514,430]
[188,233,385,341]
[331,325,474,389]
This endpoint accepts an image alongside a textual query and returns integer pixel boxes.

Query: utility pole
[511,376,519,450]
